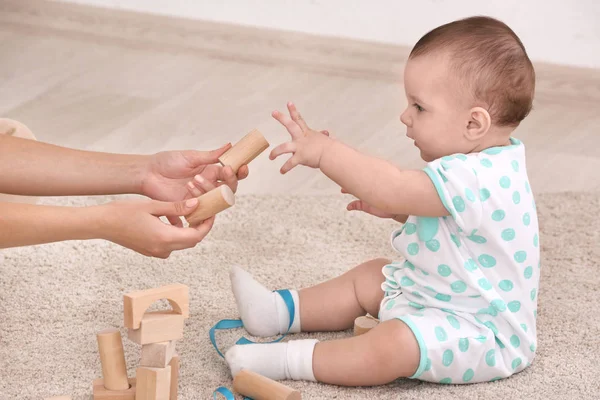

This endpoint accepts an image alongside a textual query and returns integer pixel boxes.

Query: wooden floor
[1,0,600,195]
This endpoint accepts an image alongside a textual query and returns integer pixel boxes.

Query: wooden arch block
[123,284,189,329]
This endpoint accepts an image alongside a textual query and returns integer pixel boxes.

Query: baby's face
[401,53,474,162]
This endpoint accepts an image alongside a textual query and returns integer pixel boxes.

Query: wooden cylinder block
[96,328,130,391]
[185,185,235,227]
[353,315,380,336]
[218,129,270,173]
[233,369,301,400]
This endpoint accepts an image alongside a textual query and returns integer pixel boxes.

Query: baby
[224,16,539,386]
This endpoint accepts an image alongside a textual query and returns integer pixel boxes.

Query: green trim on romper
[396,316,428,379]
[423,167,453,216]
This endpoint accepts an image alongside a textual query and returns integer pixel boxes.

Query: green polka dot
[475,335,487,343]
[435,326,448,341]
[480,158,493,168]
[473,168,478,176]
[492,210,506,221]
[534,310,537,318]
[441,308,456,315]
[467,231,487,244]
[416,216,439,241]
[514,251,527,263]
[478,307,497,317]
[386,300,395,310]
[531,288,537,301]
[412,291,423,298]
[502,228,516,241]
[511,160,520,172]
[424,358,432,371]
[426,239,440,252]
[478,278,492,290]
[513,191,521,204]
[441,160,451,170]
[484,321,498,335]
[533,234,539,247]
[512,358,522,370]
[508,301,521,312]
[490,376,503,382]
[404,261,415,270]
[499,176,511,189]
[483,147,503,155]
[485,349,496,366]
[499,280,514,292]
[439,378,452,384]
[442,349,454,366]
[496,337,505,349]
[463,369,474,382]
[400,276,415,287]
[442,155,454,162]
[451,281,467,293]
[451,233,461,248]
[438,169,449,182]
[407,243,419,255]
[491,299,507,312]
[456,154,468,161]
[521,323,528,332]
[438,264,451,277]
[511,335,521,348]
[478,254,497,268]
[530,343,536,352]
[479,188,491,201]
[453,196,466,212]
[425,286,437,293]
[523,212,531,226]
[409,301,424,309]
[459,338,469,352]
[404,223,417,235]
[435,293,452,302]
[464,259,478,271]
[465,188,476,202]
[420,269,429,276]
[525,181,531,193]
[524,266,533,279]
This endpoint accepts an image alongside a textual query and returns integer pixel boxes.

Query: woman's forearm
[0,202,101,248]
[0,135,149,196]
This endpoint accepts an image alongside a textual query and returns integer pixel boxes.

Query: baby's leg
[229,258,388,336]
[226,318,420,385]
[0,119,38,204]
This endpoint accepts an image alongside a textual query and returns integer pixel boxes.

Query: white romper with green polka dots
[379,138,540,384]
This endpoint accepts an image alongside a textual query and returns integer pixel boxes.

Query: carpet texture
[1,192,599,399]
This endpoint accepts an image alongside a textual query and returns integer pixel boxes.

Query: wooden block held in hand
[124,284,189,330]
[140,341,176,368]
[128,311,184,345]
[169,354,180,400]
[233,369,301,400]
[218,129,270,172]
[93,377,136,400]
[184,185,235,227]
[136,366,171,400]
[353,315,379,336]
[96,328,130,391]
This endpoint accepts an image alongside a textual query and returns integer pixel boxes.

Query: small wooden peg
[233,369,301,400]
[219,129,270,173]
[353,315,379,336]
[96,328,130,391]
[185,185,235,227]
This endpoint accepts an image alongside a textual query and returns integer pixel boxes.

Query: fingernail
[194,175,204,183]
[187,182,195,189]
[186,198,198,207]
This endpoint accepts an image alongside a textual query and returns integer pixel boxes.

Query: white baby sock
[230,265,301,337]
[225,339,318,381]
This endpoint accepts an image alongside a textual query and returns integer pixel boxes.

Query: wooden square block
[93,377,136,400]
[128,311,184,345]
[136,366,171,400]
[169,355,180,400]
[140,341,176,368]
[123,284,189,330]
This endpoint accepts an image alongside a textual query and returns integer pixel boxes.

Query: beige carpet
[1,192,599,399]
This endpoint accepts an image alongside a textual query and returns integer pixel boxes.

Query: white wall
[54,0,600,69]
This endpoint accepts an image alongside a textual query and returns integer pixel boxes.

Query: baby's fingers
[280,155,299,174]
[272,110,303,139]
[269,142,296,160]
[287,102,309,132]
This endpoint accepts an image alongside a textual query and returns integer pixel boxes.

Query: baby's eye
[413,103,424,112]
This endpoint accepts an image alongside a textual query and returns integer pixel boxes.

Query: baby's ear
[465,107,491,141]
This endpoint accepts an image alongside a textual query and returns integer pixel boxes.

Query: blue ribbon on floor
[211,289,295,399]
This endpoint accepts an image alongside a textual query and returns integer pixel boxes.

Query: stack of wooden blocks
[93,284,189,400]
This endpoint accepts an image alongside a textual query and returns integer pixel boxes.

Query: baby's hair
[410,16,535,127]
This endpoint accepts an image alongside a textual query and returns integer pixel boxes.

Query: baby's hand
[342,188,405,221]
[270,102,332,174]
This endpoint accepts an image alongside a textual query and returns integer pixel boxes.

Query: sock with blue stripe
[230,265,301,337]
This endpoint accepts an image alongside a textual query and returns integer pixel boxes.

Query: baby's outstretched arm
[271,103,448,218]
